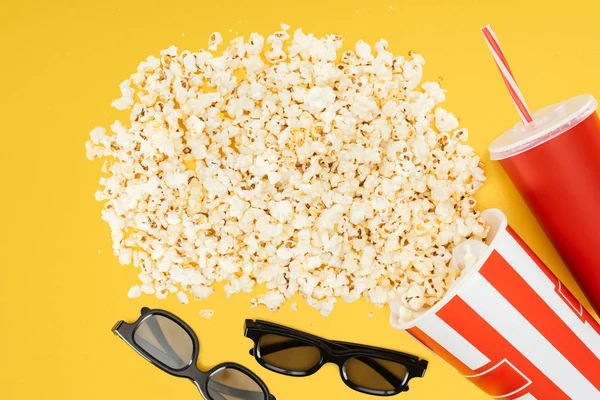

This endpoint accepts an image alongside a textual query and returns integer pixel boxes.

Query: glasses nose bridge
[320,345,350,366]
[318,353,346,376]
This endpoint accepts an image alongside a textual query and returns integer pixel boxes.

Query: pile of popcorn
[86,25,488,323]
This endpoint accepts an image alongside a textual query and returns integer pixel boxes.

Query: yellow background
[2,0,599,399]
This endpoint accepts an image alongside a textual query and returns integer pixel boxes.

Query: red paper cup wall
[488,95,600,314]
[391,209,600,399]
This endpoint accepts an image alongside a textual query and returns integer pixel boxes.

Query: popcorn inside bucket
[390,209,505,329]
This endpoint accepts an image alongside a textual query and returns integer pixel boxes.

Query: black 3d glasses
[244,320,428,396]
[113,308,275,400]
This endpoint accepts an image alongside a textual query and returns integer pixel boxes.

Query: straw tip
[481,24,492,32]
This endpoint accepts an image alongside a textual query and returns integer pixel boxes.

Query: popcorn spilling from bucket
[390,239,489,325]
[86,25,489,323]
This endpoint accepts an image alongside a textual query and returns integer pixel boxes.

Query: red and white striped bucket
[391,209,600,399]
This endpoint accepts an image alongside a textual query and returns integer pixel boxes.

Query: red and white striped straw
[481,24,533,124]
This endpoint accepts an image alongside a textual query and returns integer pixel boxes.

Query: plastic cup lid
[488,94,598,160]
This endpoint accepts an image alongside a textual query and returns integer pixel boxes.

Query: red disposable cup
[489,94,600,314]
[391,209,600,399]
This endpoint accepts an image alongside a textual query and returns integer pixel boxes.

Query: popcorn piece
[317,204,344,230]
[255,291,286,311]
[269,200,293,222]
[177,291,189,304]
[86,28,488,328]
[141,283,155,295]
[89,127,108,145]
[355,40,373,60]
[422,81,445,104]
[199,309,214,319]
[304,86,336,114]
[435,108,459,132]
[208,32,223,51]
[127,285,142,299]
[111,80,134,110]
[192,285,215,300]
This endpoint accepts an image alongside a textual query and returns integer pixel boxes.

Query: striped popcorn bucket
[391,209,600,399]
